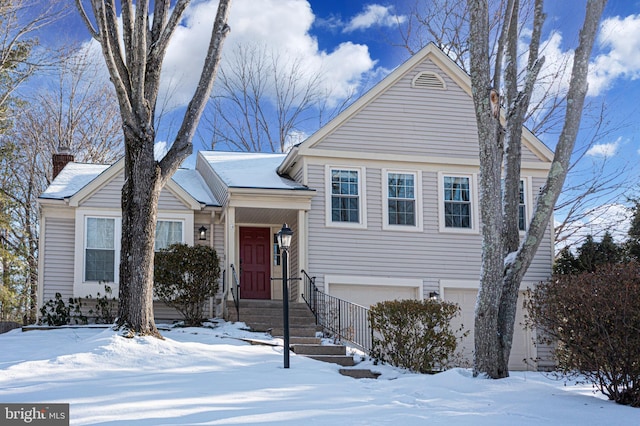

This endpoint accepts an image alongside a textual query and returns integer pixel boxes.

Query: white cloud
[585,137,621,157]
[588,14,640,96]
[157,0,377,110]
[343,4,406,33]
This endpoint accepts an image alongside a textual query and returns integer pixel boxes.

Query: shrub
[85,284,117,324]
[154,243,220,326]
[39,293,87,326]
[526,262,640,407]
[369,299,466,373]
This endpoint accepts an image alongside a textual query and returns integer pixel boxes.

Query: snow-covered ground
[1,321,638,425]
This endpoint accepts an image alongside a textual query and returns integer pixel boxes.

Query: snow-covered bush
[369,299,466,373]
[154,243,220,326]
[526,262,640,407]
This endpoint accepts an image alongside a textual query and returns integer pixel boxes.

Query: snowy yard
[0,322,638,425]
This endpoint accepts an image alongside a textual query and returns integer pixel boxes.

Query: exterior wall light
[199,226,208,241]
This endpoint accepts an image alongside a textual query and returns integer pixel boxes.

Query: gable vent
[411,71,446,90]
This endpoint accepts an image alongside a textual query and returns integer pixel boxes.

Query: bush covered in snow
[369,299,467,373]
[154,243,220,326]
[526,261,640,407]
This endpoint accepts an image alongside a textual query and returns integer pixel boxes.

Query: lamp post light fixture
[198,226,208,241]
[277,223,294,369]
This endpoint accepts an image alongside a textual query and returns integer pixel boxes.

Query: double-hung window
[327,166,366,228]
[85,217,116,282]
[155,220,183,251]
[518,180,527,231]
[384,170,422,231]
[444,176,471,228]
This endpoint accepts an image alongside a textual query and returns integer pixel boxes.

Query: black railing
[230,264,240,321]
[301,270,373,354]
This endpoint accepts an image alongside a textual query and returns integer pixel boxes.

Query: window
[155,220,183,251]
[85,217,115,282]
[443,176,471,228]
[330,168,360,223]
[383,170,422,231]
[518,180,526,231]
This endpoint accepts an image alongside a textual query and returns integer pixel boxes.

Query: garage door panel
[444,288,535,371]
[329,284,418,308]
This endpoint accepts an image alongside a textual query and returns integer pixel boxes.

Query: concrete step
[269,326,318,337]
[289,336,321,344]
[339,369,381,379]
[291,344,346,356]
[304,354,356,367]
[239,314,316,325]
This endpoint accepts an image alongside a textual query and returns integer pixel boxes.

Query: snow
[1,323,638,425]
[172,169,219,206]
[200,151,310,190]
[40,163,110,199]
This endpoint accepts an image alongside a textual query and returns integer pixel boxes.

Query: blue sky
[56,1,640,242]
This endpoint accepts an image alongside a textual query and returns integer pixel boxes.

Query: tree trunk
[116,133,163,338]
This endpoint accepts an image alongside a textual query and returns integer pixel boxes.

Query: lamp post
[277,223,293,369]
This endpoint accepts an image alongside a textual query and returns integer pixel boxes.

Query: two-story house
[38,43,554,370]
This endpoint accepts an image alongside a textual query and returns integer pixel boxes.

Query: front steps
[228,299,356,367]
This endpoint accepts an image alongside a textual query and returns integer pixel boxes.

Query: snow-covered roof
[40,162,220,207]
[40,163,110,200]
[200,151,310,190]
[172,169,219,206]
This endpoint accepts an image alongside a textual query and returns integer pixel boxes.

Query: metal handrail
[301,269,373,354]
[230,264,240,321]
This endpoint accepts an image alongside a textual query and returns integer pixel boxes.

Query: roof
[40,163,110,200]
[199,151,311,190]
[40,162,219,207]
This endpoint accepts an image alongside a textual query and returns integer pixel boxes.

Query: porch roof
[200,151,311,191]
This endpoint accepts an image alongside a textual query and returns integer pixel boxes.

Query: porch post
[297,209,307,302]
[225,206,236,301]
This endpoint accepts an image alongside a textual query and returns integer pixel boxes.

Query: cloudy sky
[63,0,640,243]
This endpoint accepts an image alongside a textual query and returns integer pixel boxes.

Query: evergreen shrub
[369,298,466,373]
[154,243,220,326]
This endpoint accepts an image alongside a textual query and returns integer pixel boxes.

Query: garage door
[444,288,535,371]
[329,284,418,308]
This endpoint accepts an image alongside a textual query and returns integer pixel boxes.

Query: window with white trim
[383,170,422,231]
[85,217,116,282]
[518,180,527,231]
[330,168,360,223]
[443,176,472,228]
[155,220,183,251]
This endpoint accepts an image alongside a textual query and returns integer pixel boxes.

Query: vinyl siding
[81,171,191,210]
[313,58,546,163]
[42,217,75,302]
[305,163,552,292]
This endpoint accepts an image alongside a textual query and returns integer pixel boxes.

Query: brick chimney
[52,147,74,179]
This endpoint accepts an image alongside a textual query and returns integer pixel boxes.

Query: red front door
[239,227,271,299]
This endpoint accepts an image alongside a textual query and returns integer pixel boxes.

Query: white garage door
[444,288,535,371]
[329,284,418,308]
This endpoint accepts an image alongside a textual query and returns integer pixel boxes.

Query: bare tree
[203,43,354,153]
[75,0,232,337]
[397,0,629,249]
[466,0,606,378]
[0,50,123,323]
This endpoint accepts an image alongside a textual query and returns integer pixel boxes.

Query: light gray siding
[313,58,545,163]
[42,217,75,302]
[305,163,552,292]
[81,171,191,210]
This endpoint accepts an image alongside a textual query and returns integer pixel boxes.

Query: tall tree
[627,200,640,261]
[466,0,606,378]
[75,0,232,337]
[397,0,630,251]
